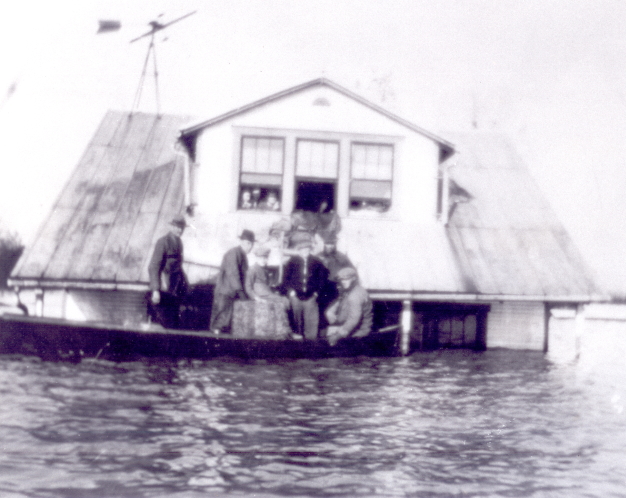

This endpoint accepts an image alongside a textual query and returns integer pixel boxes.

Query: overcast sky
[1,0,625,293]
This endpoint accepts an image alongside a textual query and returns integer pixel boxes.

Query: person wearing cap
[324,266,373,346]
[148,215,189,328]
[281,238,329,340]
[210,229,255,334]
[318,234,354,319]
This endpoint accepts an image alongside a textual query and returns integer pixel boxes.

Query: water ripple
[0,350,623,496]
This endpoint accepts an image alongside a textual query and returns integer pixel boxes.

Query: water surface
[0,348,624,497]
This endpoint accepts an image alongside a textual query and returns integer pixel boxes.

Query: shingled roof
[445,131,599,300]
[11,111,191,289]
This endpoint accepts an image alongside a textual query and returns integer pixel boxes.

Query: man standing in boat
[324,267,373,346]
[148,215,189,329]
[281,238,329,340]
[210,229,255,334]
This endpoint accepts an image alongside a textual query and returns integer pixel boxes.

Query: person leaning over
[325,267,373,346]
[281,239,329,340]
[210,229,255,334]
[148,215,189,328]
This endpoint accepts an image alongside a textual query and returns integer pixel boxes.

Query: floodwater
[0,343,625,497]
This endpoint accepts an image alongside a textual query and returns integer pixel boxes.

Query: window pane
[256,138,270,173]
[240,173,282,186]
[296,140,338,178]
[350,179,392,199]
[241,137,284,174]
[241,138,257,172]
[351,143,393,180]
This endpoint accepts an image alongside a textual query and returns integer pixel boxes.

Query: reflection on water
[0,348,624,497]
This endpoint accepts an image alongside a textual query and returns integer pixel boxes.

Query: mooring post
[35,289,44,317]
[401,300,413,355]
[574,303,585,361]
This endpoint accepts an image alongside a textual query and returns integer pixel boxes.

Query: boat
[0,313,401,362]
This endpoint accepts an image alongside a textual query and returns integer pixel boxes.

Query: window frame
[237,135,285,211]
[295,138,341,180]
[349,141,395,214]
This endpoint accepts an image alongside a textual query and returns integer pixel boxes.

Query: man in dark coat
[325,267,373,346]
[148,215,189,328]
[210,229,255,334]
[281,239,329,340]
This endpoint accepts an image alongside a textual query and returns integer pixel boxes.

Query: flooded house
[9,78,599,352]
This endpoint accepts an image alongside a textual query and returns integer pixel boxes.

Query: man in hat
[148,215,189,328]
[210,229,255,334]
[281,238,329,340]
[325,267,373,346]
[318,233,354,317]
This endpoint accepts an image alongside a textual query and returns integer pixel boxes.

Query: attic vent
[313,97,330,106]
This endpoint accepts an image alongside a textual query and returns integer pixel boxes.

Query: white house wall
[192,85,442,223]
[487,301,546,350]
[195,125,235,215]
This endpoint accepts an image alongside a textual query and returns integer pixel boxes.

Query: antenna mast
[129,11,196,115]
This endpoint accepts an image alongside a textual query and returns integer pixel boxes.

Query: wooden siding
[12,111,191,286]
[487,301,546,350]
[446,132,598,298]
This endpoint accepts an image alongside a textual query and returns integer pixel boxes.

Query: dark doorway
[413,302,489,351]
[371,301,489,352]
[295,181,335,212]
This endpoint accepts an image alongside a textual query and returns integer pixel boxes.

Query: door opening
[295,181,335,212]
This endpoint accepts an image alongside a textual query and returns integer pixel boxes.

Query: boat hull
[0,314,400,362]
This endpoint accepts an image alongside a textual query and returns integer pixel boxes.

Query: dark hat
[254,246,271,257]
[337,267,357,280]
[170,215,188,228]
[239,229,255,243]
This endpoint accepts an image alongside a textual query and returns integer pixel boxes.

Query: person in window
[324,267,373,346]
[259,190,281,211]
[148,215,189,329]
[240,189,253,209]
[251,187,261,209]
[210,229,255,334]
[245,246,288,306]
[281,238,329,340]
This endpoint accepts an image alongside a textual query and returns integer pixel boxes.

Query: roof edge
[180,78,455,151]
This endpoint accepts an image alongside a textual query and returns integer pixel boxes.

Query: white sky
[1,0,626,293]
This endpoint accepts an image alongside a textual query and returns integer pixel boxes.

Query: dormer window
[349,143,393,213]
[239,136,284,210]
[294,139,339,212]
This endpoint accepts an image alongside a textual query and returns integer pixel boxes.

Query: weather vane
[98,11,197,115]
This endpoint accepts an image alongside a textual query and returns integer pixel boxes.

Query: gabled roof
[11,111,192,289]
[11,109,598,302]
[180,78,454,158]
[444,131,600,299]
